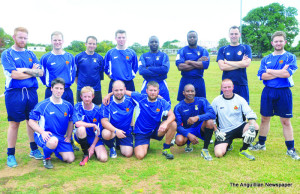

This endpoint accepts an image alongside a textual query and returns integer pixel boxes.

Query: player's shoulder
[62,99,73,109]
[212,95,223,103]
[195,97,209,103]
[1,48,12,57]
[64,51,75,58]
[218,45,229,52]
[75,51,85,58]
[41,51,53,60]
[94,52,104,59]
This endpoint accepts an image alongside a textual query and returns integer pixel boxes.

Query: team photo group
[1,26,299,169]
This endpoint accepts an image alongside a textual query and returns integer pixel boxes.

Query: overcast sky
[1,0,299,47]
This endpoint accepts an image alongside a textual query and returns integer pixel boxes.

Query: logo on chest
[93,118,97,122]
[66,61,69,65]
[237,51,242,55]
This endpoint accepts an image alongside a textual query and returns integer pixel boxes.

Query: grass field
[0,55,299,193]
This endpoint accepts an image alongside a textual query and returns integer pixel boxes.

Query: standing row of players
[1,26,298,168]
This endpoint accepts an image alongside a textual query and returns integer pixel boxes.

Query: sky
[1,0,299,48]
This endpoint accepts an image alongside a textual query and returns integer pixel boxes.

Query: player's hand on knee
[42,131,52,142]
[158,123,168,133]
[64,135,71,143]
[116,129,126,139]
[242,125,256,144]
[187,116,199,125]
[215,129,226,141]
[187,133,199,144]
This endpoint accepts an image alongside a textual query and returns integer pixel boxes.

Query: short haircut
[147,81,159,89]
[112,80,125,89]
[184,84,195,91]
[271,31,286,41]
[14,27,28,36]
[86,36,97,43]
[222,78,233,86]
[51,31,64,40]
[148,36,159,43]
[229,26,240,32]
[115,29,126,37]
[51,77,65,88]
[81,86,95,96]
[187,30,198,37]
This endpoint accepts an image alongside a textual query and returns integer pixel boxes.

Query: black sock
[203,128,214,149]
[78,137,89,156]
[30,142,38,151]
[240,143,250,151]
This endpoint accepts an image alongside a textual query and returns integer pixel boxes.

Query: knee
[65,155,75,163]
[206,120,215,129]
[175,137,185,146]
[135,151,146,160]
[102,129,113,140]
[76,127,86,138]
[171,121,177,131]
[214,149,225,158]
[98,155,108,163]
[122,151,133,158]
[47,137,58,149]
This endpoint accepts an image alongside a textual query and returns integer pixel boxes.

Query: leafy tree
[0,27,14,55]
[162,40,180,49]
[217,38,229,50]
[128,42,149,54]
[242,3,299,55]
[65,40,85,52]
[96,40,116,53]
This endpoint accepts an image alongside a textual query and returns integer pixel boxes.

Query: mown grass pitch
[0,55,299,193]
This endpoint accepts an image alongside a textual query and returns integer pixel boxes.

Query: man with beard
[73,86,106,166]
[176,31,210,102]
[174,84,215,161]
[1,27,44,168]
[104,29,138,93]
[217,26,252,104]
[29,78,75,169]
[101,80,136,158]
[251,31,299,160]
[139,36,171,104]
[75,36,104,105]
[40,31,78,151]
[211,79,259,160]
[103,81,177,160]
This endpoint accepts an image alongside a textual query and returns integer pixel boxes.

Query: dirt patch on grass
[123,175,162,193]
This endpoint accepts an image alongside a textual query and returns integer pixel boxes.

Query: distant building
[27,46,46,52]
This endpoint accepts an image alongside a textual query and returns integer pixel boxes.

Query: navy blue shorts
[177,77,206,101]
[141,80,171,104]
[77,90,102,106]
[176,123,204,140]
[117,132,134,147]
[221,84,249,104]
[214,122,247,146]
[45,87,74,106]
[108,79,135,93]
[5,88,38,122]
[134,127,164,147]
[260,87,293,118]
[34,132,74,161]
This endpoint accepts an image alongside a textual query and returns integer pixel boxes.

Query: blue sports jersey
[175,46,210,78]
[132,92,171,134]
[257,52,297,88]
[217,44,252,85]
[72,102,102,138]
[104,48,138,81]
[29,97,73,138]
[139,51,170,82]
[40,51,76,88]
[1,47,40,91]
[100,95,135,134]
[174,97,215,137]
[75,51,104,91]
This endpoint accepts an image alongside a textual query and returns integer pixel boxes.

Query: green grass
[0,55,299,193]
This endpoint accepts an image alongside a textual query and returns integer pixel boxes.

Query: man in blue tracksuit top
[75,36,104,105]
[139,36,171,104]
[176,31,210,101]
[217,26,252,104]
[250,31,299,160]
[104,29,138,93]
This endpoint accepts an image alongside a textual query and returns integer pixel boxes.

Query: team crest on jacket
[126,56,129,60]
[234,106,238,110]
[197,51,200,56]
[29,58,32,62]
[156,56,160,60]
[237,51,242,55]
[156,108,160,112]
[64,112,67,116]
[126,108,129,112]
[279,60,283,64]
[93,118,97,122]
[195,105,198,110]
[66,61,70,65]
[93,58,97,62]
